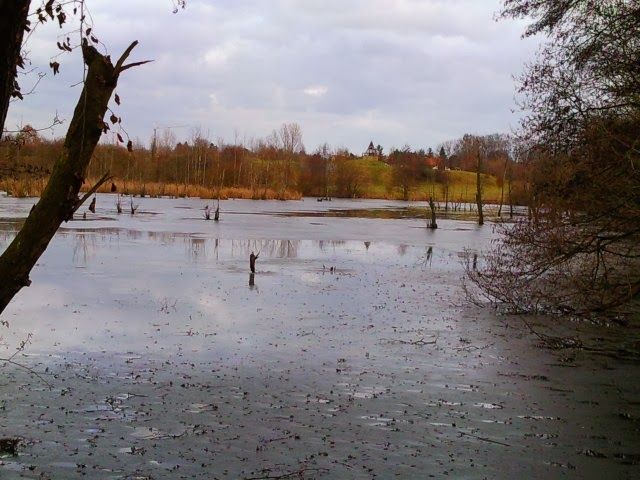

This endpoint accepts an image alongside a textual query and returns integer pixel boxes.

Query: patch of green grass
[355,159,505,202]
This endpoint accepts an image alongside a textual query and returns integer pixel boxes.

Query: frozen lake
[0,194,638,479]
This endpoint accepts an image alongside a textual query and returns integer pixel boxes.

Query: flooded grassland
[0,195,639,479]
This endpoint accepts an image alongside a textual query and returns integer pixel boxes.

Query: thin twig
[0,358,52,389]
[458,431,510,447]
[243,468,328,480]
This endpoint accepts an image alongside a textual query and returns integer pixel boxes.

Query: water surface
[0,195,638,479]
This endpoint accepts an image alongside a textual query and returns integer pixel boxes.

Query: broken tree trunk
[0,39,148,314]
[428,196,438,229]
[249,252,259,273]
[0,0,31,139]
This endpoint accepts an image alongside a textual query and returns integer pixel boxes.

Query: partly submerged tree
[467,0,640,320]
[0,2,150,314]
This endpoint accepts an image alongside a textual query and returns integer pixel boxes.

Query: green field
[355,157,504,203]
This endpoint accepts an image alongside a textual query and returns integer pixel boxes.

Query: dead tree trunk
[249,252,259,273]
[428,196,438,229]
[0,0,30,139]
[444,175,450,213]
[476,152,484,226]
[0,40,148,314]
[498,155,508,217]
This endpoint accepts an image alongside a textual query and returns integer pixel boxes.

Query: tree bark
[0,40,146,314]
[476,152,484,226]
[428,197,438,229]
[498,155,508,217]
[0,0,31,139]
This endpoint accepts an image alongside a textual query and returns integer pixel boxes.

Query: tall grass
[0,177,302,201]
[0,177,48,198]
[1,172,505,203]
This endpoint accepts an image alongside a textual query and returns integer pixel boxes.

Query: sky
[7,0,540,153]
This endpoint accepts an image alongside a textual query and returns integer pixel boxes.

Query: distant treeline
[0,123,528,203]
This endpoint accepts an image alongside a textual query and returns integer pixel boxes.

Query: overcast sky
[8,0,539,153]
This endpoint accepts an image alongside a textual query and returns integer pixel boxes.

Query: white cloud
[303,85,328,97]
[204,40,243,67]
[6,0,541,151]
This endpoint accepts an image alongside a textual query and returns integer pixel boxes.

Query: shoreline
[0,176,516,205]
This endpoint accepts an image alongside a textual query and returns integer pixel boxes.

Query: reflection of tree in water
[231,239,300,258]
[418,246,433,267]
[248,272,258,292]
[72,234,97,266]
[315,240,346,253]
[1,221,23,253]
[148,231,182,244]
[0,232,16,250]
[187,237,206,262]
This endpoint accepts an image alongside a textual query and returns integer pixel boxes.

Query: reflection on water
[0,219,456,280]
[274,204,525,220]
[0,196,495,275]
[65,235,445,273]
[72,234,97,266]
[187,237,207,263]
[3,222,429,268]
[230,239,299,258]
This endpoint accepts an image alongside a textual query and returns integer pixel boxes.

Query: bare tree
[467,0,640,319]
[277,123,304,194]
[0,39,148,314]
[475,141,484,226]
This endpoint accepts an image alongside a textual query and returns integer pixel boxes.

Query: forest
[1,124,527,205]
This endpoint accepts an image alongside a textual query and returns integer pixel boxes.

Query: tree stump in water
[249,252,259,273]
[428,197,438,229]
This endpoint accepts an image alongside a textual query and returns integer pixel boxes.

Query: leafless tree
[0,2,150,314]
[467,1,640,320]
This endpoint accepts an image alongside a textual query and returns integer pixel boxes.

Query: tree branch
[71,171,112,217]
[114,40,139,72]
[119,60,153,72]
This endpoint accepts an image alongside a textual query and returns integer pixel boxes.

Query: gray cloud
[7,0,539,153]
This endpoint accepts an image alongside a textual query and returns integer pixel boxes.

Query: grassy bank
[0,177,302,201]
[93,179,303,201]
[344,158,508,203]
[1,168,510,204]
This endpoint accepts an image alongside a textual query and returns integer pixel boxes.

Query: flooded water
[0,194,638,479]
